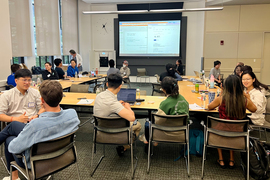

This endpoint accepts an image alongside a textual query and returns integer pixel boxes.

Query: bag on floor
[241,138,270,180]
[188,129,204,156]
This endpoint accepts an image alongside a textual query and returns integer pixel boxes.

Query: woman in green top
[144,76,189,143]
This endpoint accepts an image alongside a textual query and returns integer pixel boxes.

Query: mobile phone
[77,98,86,100]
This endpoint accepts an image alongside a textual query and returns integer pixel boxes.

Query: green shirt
[159,94,189,122]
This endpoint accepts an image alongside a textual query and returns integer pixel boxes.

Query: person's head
[109,59,115,68]
[161,76,179,97]
[214,60,221,69]
[107,74,122,91]
[234,65,243,77]
[165,63,176,77]
[123,60,128,67]
[44,62,52,71]
[70,59,76,68]
[237,62,244,66]
[241,71,268,91]
[241,65,253,73]
[222,75,246,119]
[39,80,63,107]
[176,59,182,65]
[69,49,76,57]
[54,58,62,67]
[14,69,32,91]
[11,64,21,73]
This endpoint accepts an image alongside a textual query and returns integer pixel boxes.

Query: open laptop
[194,71,200,77]
[117,89,136,105]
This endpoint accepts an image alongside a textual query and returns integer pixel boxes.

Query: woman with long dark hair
[241,71,267,125]
[208,75,257,168]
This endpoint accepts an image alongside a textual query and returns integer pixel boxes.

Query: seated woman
[41,62,59,80]
[208,75,257,168]
[144,77,189,147]
[233,64,243,77]
[241,71,268,125]
[160,63,182,82]
[175,59,184,75]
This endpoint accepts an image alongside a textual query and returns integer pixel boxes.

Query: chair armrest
[131,119,138,126]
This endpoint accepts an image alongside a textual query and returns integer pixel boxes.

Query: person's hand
[29,114,39,122]
[119,100,124,104]
[123,76,127,78]
[123,102,131,109]
[14,112,28,123]
[244,91,250,99]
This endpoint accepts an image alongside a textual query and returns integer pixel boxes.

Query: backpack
[241,138,270,180]
[174,129,204,161]
[31,66,42,74]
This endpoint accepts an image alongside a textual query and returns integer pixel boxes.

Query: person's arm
[77,54,82,66]
[208,96,222,110]
[174,73,182,81]
[244,91,261,113]
[118,102,135,122]
[126,68,131,77]
[67,66,74,77]
[54,70,59,79]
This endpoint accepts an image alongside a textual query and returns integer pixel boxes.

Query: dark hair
[241,71,269,91]
[241,65,253,73]
[69,49,76,54]
[11,64,21,73]
[15,69,32,79]
[238,62,244,66]
[161,76,179,97]
[45,62,52,66]
[108,73,122,89]
[176,59,182,65]
[70,59,76,64]
[54,58,62,66]
[222,75,246,119]
[214,60,221,67]
[233,65,243,77]
[109,59,115,67]
[39,80,63,107]
[165,63,176,77]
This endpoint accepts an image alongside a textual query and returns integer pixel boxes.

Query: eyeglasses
[242,78,252,81]
[19,78,32,83]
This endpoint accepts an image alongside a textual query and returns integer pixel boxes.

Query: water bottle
[136,88,140,99]
[217,88,221,97]
[210,74,215,88]
[65,71,67,79]
[195,83,199,93]
[75,71,78,78]
[37,77,41,87]
[95,68,98,75]
[201,91,206,108]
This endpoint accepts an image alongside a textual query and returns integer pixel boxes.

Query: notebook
[117,89,136,105]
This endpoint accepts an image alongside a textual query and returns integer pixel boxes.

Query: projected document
[119,21,180,57]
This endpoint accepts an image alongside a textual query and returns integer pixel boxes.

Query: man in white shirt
[0,69,45,123]
[69,49,83,71]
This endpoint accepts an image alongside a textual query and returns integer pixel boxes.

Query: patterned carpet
[0,116,264,180]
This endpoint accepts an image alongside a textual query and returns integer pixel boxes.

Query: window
[62,55,70,64]
[12,57,24,64]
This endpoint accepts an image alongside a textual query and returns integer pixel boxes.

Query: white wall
[183,1,205,76]
[0,0,13,88]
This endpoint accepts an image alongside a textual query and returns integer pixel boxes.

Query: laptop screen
[117,89,136,102]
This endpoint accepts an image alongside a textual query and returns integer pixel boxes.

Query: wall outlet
[254,59,256,62]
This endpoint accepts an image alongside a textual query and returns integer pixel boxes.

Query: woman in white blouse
[241,71,268,125]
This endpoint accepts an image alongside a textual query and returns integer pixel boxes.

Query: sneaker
[2,176,20,180]
[116,146,125,157]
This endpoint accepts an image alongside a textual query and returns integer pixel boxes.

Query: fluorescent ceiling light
[82,7,223,14]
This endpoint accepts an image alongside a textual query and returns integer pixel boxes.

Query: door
[261,32,270,85]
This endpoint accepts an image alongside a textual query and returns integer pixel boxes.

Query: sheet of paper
[77,99,94,105]
[189,103,204,110]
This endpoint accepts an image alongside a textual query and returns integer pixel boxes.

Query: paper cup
[208,91,215,104]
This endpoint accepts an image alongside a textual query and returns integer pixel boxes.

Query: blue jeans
[0,122,26,171]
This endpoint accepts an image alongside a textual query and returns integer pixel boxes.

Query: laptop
[117,89,136,105]
[194,71,200,77]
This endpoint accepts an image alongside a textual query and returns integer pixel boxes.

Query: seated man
[67,59,79,77]
[0,80,80,180]
[107,59,120,76]
[120,60,131,83]
[7,64,21,87]
[94,74,141,156]
[54,58,65,79]
[0,69,45,123]
[209,60,222,85]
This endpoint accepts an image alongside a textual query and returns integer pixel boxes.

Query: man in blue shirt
[0,80,80,180]
[67,59,79,77]
[7,64,21,87]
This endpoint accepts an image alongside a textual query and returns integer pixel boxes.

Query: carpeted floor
[0,116,266,180]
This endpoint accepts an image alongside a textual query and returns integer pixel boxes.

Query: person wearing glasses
[0,69,45,123]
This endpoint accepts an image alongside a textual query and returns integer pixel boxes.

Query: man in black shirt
[54,58,65,79]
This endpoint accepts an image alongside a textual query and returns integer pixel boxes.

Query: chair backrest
[151,113,188,143]
[137,68,146,77]
[30,131,77,179]
[206,116,249,150]
[93,84,104,93]
[93,115,130,145]
[151,83,165,96]
[265,94,270,123]
[70,84,89,93]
